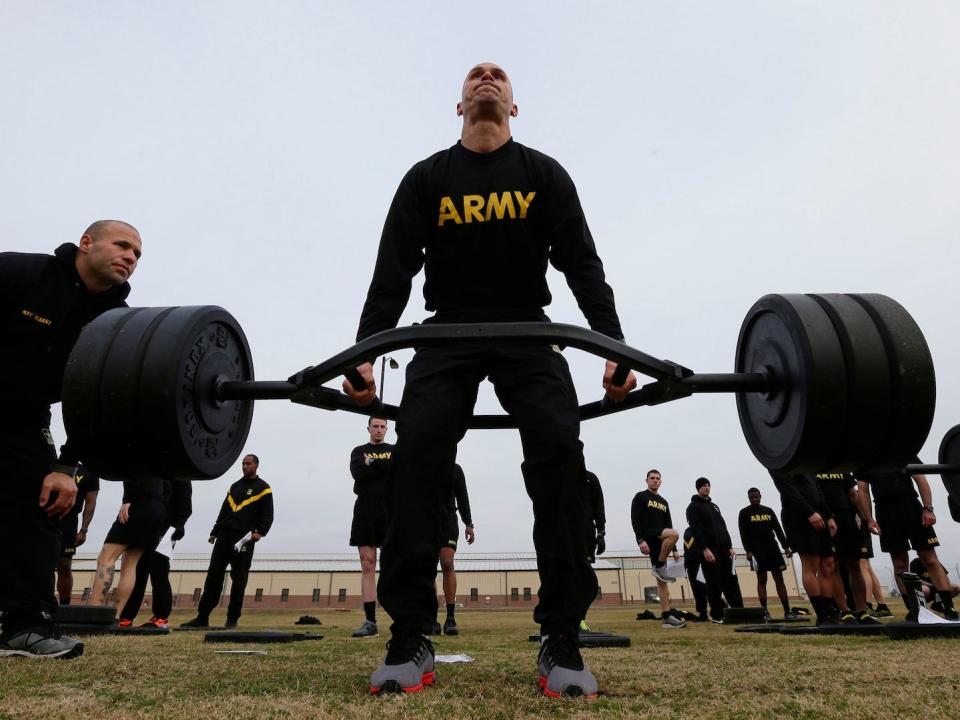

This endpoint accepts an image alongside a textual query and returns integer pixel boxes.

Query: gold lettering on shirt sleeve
[513,191,536,218]
[485,192,516,221]
[438,196,463,227]
[463,195,485,223]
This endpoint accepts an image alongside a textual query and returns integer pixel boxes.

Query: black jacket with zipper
[0,243,130,464]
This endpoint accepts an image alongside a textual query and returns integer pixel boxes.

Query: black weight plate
[204,630,295,643]
[736,294,847,472]
[849,294,935,468]
[56,605,116,625]
[734,625,787,634]
[139,306,254,481]
[809,294,894,469]
[722,607,768,624]
[939,425,960,520]
[62,307,150,479]
[528,632,630,648]
[885,622,960,640]
[289,633,324,642]
[95,307,176,480]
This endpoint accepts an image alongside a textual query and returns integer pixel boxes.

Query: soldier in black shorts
[815,473,878,624]
[349,418,394,638]
[858,464,957,620]
[117,480,192,629]
[90,477,170,614]
[344,62,636,697]
[631,470,685,629]
[437,463,474,636]
[55,463,99,605]
[770,471,840,624]
[737,487,793,619]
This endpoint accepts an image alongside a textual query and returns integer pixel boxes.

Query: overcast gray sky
[4,2,959,582]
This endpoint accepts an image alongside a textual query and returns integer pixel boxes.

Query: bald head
[82,219,139,242]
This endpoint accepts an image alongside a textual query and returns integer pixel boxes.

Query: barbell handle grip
[600,364,631,409]
[344,368,387,416]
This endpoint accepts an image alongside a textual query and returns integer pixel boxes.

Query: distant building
[66,549,803,609]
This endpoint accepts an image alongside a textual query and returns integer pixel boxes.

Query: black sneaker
[0,623,83,659]
[839,611,858,625]
[874,604,894,618]
[430,622,442,636]
[179,616,210,629]
[369,632,435,695]
[223,621,238,629]
[537,634,598,698]
[443,617,459,636]
[855,611,881,625]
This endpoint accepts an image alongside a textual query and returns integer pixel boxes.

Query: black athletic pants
[701,549,744,620]
[0,426,59,635]
[120,549,173,621]
[378,344,598,638]
[684,556,709,617]
[196,532,254,622]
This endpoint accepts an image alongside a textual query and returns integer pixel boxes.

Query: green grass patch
[1,607,957,719]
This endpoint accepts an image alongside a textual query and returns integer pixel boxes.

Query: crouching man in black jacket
[685,477,743,622]
[181,455,273,629]
[0,220,141,659]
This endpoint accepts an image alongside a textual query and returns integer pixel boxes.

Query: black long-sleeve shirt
[631,490,672,544]
[122,478,167,505]
[814,472,858,514]
[0,243,130,463]
[737,504,789,553]
[585,471,606,532]
[686,495,733,553]
[166,481,193,529]
[770,472,833,519]
[356,139,624,343]
[350,442,395,496]
[211,476,274,537]
[445,464,473,526]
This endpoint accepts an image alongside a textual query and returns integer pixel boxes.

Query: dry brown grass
[2,607,959,719]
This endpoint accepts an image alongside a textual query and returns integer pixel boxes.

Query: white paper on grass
[435,654,474,663]
[155,529,177,559]
[665,559,686,580]
[918,606,960,625]
[234,532,253,553]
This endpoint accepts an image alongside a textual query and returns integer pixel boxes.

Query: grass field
[1,606,958,719]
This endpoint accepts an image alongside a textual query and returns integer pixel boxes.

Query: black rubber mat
[56,606,116,625]
[204,630,324,643]
[528,631,631,648]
